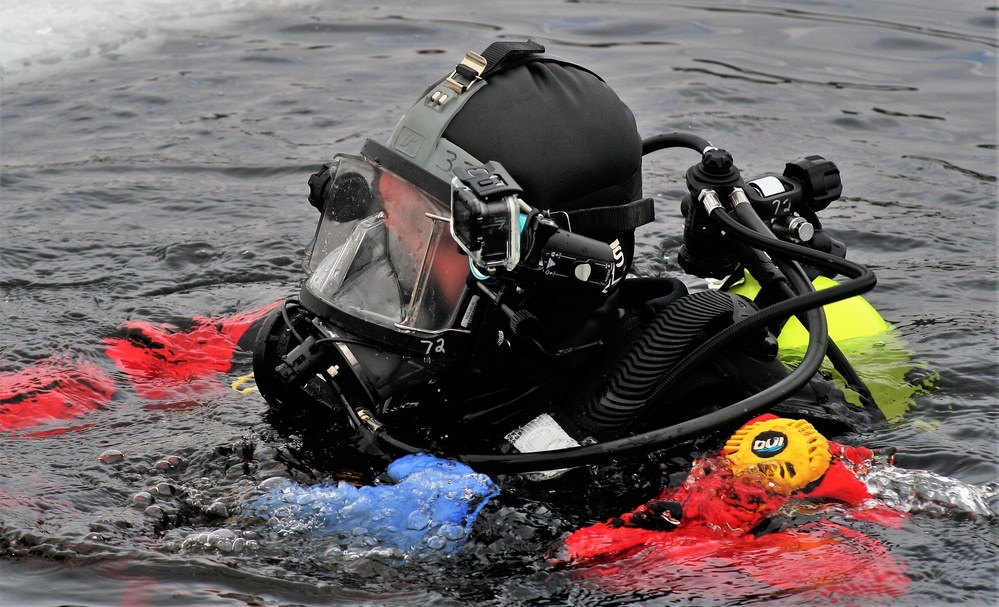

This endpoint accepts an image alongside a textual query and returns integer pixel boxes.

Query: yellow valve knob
[723,418,832,493]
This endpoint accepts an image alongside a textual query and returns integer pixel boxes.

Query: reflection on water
[1,0,996,605]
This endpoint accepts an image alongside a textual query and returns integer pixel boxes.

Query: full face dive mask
[253,41,654,419]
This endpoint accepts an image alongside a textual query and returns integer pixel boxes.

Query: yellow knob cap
[723,418,832,493]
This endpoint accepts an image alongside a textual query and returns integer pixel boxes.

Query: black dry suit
[254,41,883,477]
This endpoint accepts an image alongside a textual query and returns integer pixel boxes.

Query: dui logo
[751,430,788,458]
[603,238,626,293]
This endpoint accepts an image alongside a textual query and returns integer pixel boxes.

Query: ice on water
[0,0,304,78]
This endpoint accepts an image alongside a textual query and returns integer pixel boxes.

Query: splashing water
[862,465,999,519]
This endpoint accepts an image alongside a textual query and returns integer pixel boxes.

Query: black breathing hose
[731,201,875,400]
[642,131,714,155]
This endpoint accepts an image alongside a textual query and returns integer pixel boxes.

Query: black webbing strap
[479,40,546,78]
[451,38,603,93]
[560,197,656,233]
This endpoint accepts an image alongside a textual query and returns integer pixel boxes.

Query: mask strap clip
[445,51,487,94]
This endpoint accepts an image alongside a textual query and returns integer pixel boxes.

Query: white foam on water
[0,0,301,81]
[863,465,999,519]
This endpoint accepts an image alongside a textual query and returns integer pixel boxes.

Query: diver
[248,39,889,483]
[3,41,976,583]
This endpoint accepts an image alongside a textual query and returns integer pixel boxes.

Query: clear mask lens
[304,155,469,334]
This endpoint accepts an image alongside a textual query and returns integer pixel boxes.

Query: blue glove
[248,454,499,558]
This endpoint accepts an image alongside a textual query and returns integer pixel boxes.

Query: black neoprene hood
[443,59,644,214]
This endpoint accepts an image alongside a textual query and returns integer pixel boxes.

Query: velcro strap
[563,197,655,233]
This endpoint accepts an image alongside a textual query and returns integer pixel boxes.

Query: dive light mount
[451,160,620,295]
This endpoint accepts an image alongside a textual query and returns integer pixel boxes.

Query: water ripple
[680,59,920,91]
[694,4,998,49]
[902,155,998,183]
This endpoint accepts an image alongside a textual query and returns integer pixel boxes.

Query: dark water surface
[1,1,996,605]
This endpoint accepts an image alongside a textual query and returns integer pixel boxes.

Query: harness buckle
[444,51,487,94]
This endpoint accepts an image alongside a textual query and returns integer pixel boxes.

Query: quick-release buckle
[444,50,487,94]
